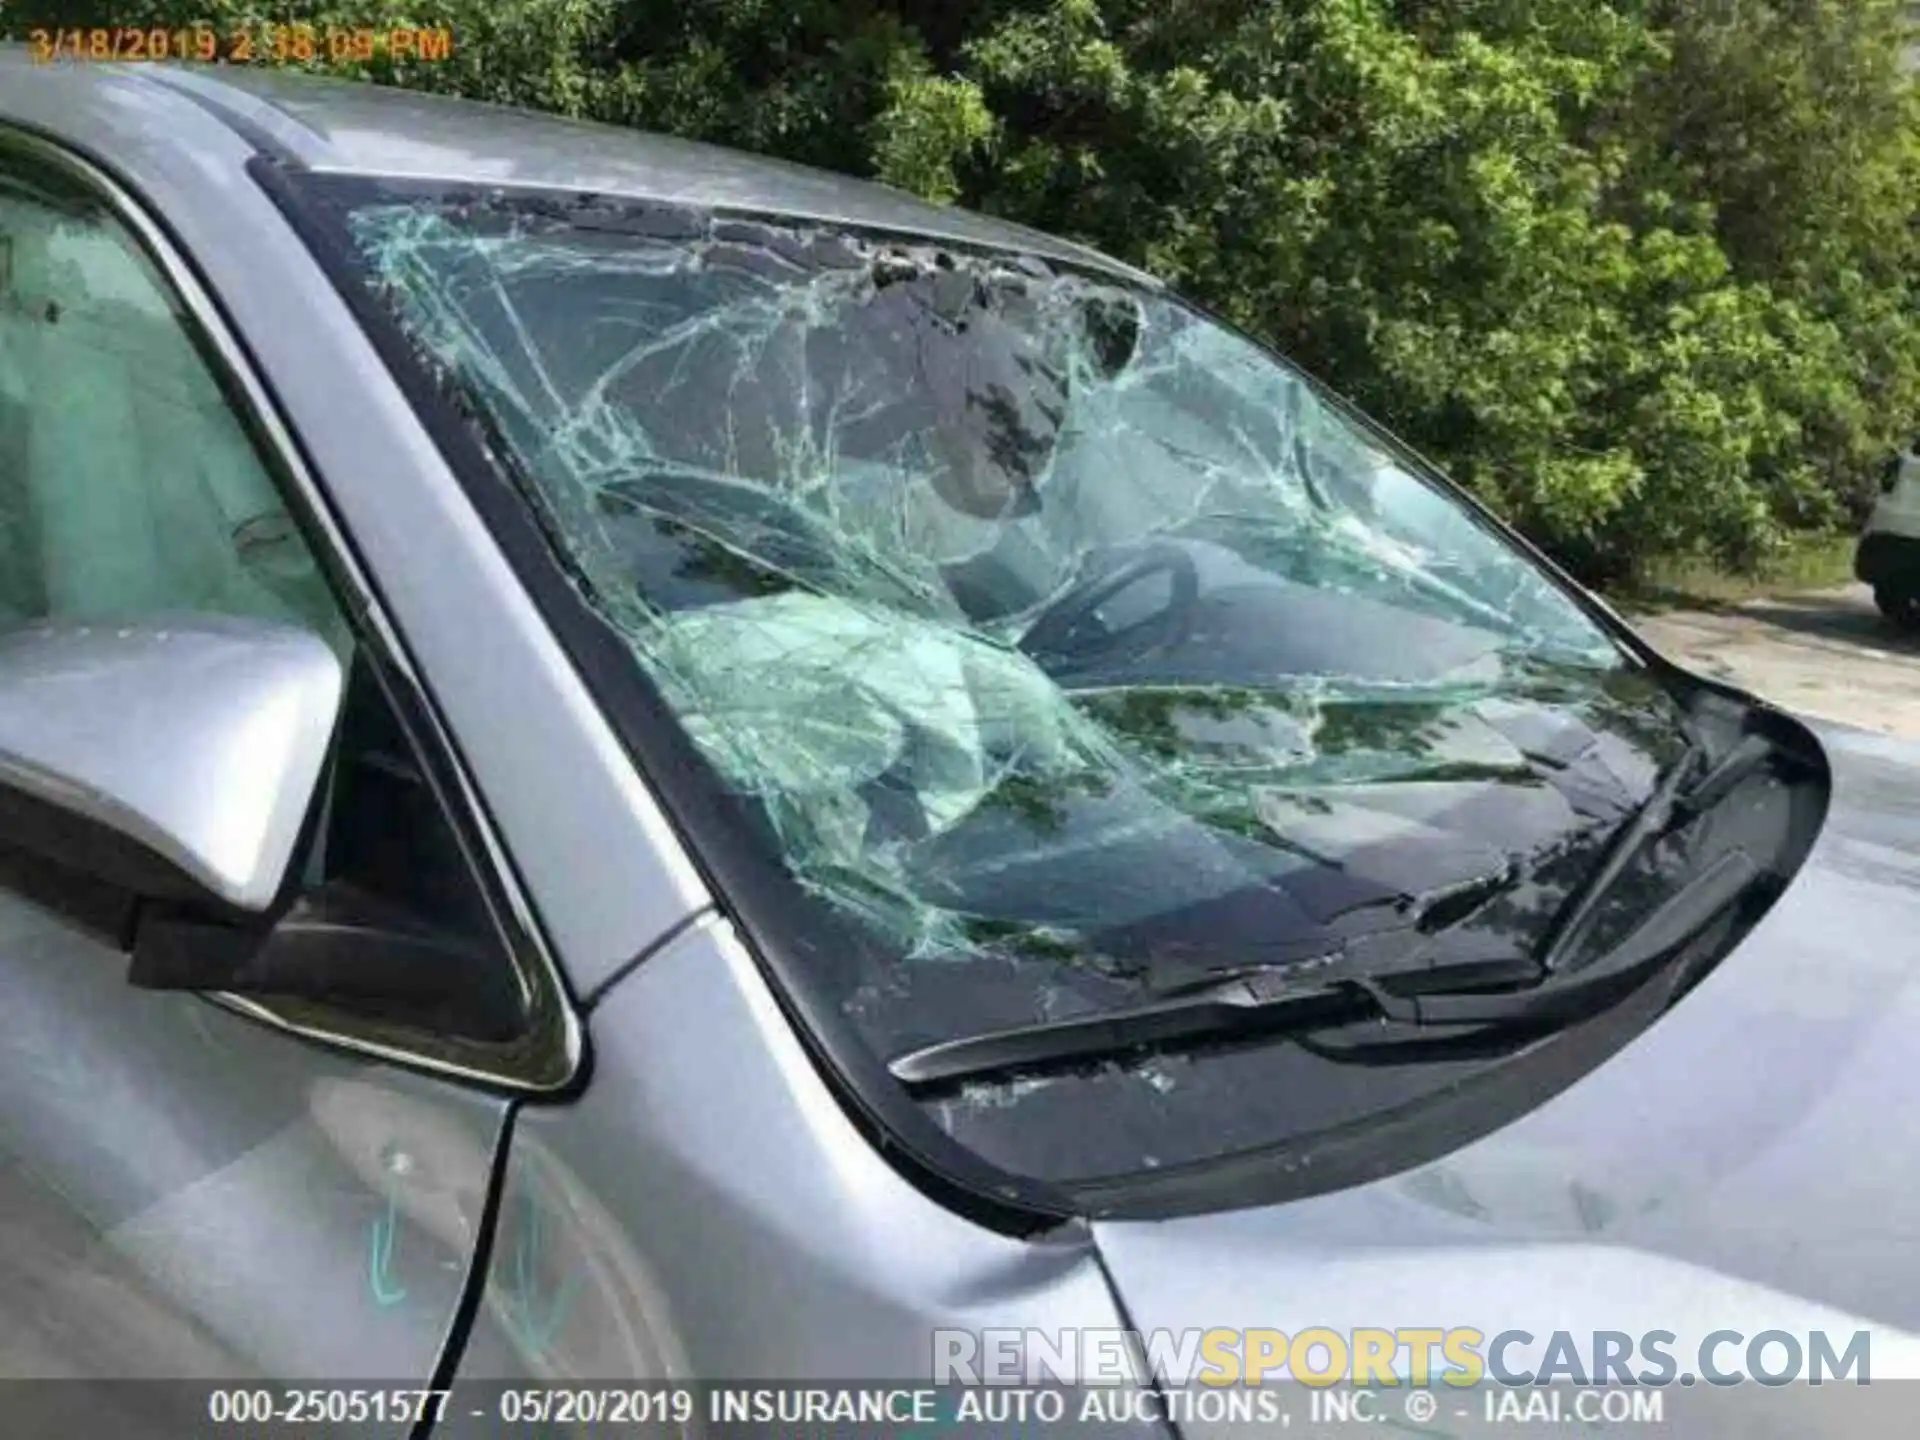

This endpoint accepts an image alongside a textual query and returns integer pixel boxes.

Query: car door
[0,130,530,1436]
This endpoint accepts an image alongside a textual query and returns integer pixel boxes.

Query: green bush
[17,0,1920,581]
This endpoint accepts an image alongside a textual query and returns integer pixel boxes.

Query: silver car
[1,48,1916,1438]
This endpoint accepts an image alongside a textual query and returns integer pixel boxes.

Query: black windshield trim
[250,156,1090,1236]
[253,157,1766,1223]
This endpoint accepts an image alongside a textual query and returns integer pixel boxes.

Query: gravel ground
[1627,582,1920,742]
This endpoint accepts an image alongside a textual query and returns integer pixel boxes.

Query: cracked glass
[322,183,1692,1184]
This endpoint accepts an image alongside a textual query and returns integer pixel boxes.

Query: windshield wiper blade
[889,848,1761,1092]
[888,866,1526,1091]
[889,968,1377,1088]
[891,731,1778,1092]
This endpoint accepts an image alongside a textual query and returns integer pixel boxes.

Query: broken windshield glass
[321,183,1691,1176]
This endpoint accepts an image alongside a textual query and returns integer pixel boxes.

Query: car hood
[1092,721,1920,1383]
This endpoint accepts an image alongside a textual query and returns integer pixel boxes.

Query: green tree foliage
[15,0,1919,580]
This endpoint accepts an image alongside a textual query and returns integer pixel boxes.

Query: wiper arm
[1536,730,1774,973]
[889,848,1761,1092]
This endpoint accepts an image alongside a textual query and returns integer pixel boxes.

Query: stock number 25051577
[207,1389,451,1426]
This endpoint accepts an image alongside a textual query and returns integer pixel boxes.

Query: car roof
[0,48,1153,284]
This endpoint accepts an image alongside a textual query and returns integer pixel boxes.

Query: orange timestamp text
[25,23,454,66]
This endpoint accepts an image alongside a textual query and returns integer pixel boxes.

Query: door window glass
[0,151,518,1039]
[0,163,347,647]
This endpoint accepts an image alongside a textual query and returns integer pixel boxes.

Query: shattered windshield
[325,181,1689,1185]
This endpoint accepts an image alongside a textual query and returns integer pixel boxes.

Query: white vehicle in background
[1857,437,1920,629]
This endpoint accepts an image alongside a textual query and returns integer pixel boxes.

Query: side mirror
[0,614,343,912]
